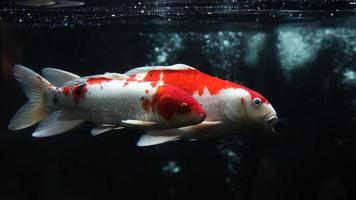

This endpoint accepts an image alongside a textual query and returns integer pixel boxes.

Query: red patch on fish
[140,84,204,121]
[150,82,157,87]
[61,83,88,104]
[123,75,137,87]
[72,84,88,104]
[62,86,71,96]
[87,77,112,85]
[139,68,269,104]
[145,89,149,94]
[140,86,176,120]
[151,85,176,120]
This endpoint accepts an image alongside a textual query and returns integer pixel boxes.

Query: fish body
[8,65,206,137]
[124,64,278,146]
[51,77,203,127]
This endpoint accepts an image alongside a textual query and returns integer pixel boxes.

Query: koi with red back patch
[124,64,278,146]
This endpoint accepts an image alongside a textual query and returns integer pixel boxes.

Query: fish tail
[8,65,52,130]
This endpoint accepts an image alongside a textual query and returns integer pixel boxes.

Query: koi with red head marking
[148,84,206,127]
[8,65,206,138]
[124,64,278,146]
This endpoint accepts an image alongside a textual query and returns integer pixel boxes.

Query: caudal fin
[8,65,51,130]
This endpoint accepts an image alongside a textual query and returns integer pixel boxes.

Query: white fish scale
[192,88,249,123]
[192,87,229,121]
[84,81,155,124]
[195,96,225,121]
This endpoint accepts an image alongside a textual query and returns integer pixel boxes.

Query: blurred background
[1,1,356,200]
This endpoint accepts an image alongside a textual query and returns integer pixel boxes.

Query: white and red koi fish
[124,64,278,146]
[8,65,206,137]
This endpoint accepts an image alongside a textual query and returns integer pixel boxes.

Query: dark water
[1,1,356,200]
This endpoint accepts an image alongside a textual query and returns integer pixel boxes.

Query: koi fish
[8,65,206,137]
[124,64,278,146]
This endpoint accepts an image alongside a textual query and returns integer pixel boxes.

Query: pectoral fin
[137,132,181,147]
[136,121,224,146]
[198,121,223,126]
[179,121,223,133]
[159,121,224,138]
[121,120,157,127]
[91,125,124,136]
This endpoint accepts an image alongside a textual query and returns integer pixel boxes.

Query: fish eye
[180,102,190,113]
[253,98,262,106]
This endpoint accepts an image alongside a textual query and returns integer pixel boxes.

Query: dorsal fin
[123,64,196,75]
[42,68,80,87]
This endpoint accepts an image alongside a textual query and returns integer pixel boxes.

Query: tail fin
[8,65,51,130]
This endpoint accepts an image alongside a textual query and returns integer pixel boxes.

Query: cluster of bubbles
[244,33,266,67]
[142,33,184,66]
[141,31,267,80]
[137,25,356,80]
[218,139,243,200]
[277,27,320,73]
[143,31,244,69]
[277,25,356,76]
[200,32,243,72]
[342,69,356,86]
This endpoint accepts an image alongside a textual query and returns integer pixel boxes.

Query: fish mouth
[264,115,279,134]
[266,116,278,124]
[197,112,207,123]
[190,112,206,125]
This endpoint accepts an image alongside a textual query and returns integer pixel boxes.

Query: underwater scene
[1,0,356,200]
